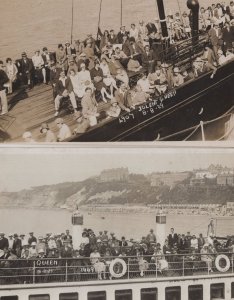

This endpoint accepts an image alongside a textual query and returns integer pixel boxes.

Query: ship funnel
[156,211,166,246]
[71,208,83,250]
[187,0,200,44]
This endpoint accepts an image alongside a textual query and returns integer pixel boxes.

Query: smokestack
[187,0,200,45]
[71,209,83,250]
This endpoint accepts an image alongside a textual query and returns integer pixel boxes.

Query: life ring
[109,258,127,278]
[215,255,230,272]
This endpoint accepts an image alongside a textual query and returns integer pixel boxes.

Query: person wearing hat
[37,248,46,258]
[5,57,18,94]
[208,22,223,59]
[90,60,111,102]
[12,234,22,257]
[29,241,37,258]
[106,97,121,118]
[36,236,46,254]
[114,81,132,112]
[81,87,99,127]
[142,45,155,73]
[146,229,157,245]
[55,117,72,141]
[54,70,78,116]
[0,233,9,250]
[20,234,28,247]
[117,26,128,44]
[16,52,33,88]
[32,50,46,84]
[42,47,56,69]
[73,111,90,134]
[129,24,139,41]
[131,84,150,107]
[74,40,84,57]
[172,67,184,88]
[22,131,35,143]
[181,11,191,38]
[67,59,78,75]
[56,44,68,72]
[64,41,76,59]
[0,60,9,115]
[28,232,37,245]
[40,122,56,142]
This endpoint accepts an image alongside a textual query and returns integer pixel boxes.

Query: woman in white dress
[5,58,18,94]
[69,69,80,97]
[100,57,118,97]
[76,63,94,98]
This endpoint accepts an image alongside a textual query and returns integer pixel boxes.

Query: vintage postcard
[0,0,233,142]
[0,145,233,300]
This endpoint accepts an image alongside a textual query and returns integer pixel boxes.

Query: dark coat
[17,58,34,74]
[0,237,9,250]
[55,77,73,95]
[0,70,9,91]
[168,233,178,247]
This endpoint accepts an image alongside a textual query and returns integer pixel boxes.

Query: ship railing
[0,252,233,285]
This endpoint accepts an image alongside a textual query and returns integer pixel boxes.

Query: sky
[0,145,234,192]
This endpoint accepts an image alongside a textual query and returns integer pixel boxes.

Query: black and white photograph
[0,146,233,299]
[0,0,234,142]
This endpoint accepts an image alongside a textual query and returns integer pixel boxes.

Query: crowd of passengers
[1,1,234,140]
[0,228,233,275]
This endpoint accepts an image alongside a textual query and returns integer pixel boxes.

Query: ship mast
[155,0,168,38]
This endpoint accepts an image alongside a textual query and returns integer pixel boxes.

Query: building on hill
[100,168,129,182]
[217,173,234,186]
[150,172,190,188]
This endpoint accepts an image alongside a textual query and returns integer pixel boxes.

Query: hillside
[0,172,233,208]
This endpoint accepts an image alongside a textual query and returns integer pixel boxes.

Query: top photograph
[0,0,234,143]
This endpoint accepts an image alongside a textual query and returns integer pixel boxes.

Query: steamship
[0,0,234,142]
[0,212,233,300]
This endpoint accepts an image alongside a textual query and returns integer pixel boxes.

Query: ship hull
[69,61,234,142]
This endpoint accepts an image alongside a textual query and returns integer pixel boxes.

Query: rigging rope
[183,124,200,141]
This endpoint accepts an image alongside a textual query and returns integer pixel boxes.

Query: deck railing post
[155,256,158,279]
[232,254,234,274]
[33,260,36,284]
[65,260,68,282]
[182,255,185,277]
[127,257,130,280]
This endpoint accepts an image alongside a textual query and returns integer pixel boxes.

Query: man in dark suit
[168,228,178,248]
[0,233,9,250]
[17,52,34,87]
[114,82,132,112]
[12,234,22,257]
[142,45,155,72]
[208,23,223,59]
[119,236,128,247]
[50,64,62,99]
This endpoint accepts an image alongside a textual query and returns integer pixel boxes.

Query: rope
[183,124,200,141]
[158,108,234,141]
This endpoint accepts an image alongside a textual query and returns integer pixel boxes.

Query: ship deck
[0,84,110,143]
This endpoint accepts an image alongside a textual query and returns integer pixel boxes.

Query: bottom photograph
[0,146,233,300]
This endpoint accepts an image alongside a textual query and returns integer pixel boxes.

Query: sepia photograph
[0,145,233,299]
[0,0,234,142]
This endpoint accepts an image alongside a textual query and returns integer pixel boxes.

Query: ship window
[59,293,78,300]
[141,288,158,300]
[115,289,132,300]
[29,295,50,300]
[165,287,181,300]
[210,283,225,299]
[232,282,234,298]
[188,285,203,300]
[1,297,18,300]
[88,291,106,300]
